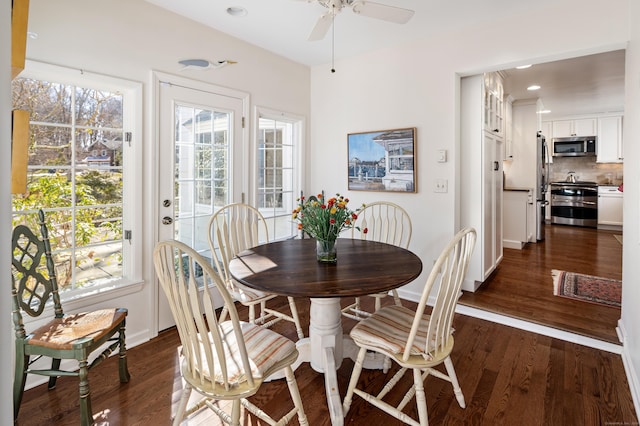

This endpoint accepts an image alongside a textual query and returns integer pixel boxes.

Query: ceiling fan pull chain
[331,7,336,73]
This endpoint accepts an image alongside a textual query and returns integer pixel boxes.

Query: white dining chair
[343,201,412,320]
[153,240,308,425]
[208,203,304,339]
[342,227,477,426]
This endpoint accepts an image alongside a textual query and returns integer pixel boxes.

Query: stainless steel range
[550,181,598,228]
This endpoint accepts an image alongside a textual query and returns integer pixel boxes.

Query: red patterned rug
[552,270,621,307]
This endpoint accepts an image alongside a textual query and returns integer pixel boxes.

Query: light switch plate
[437,149,447,163]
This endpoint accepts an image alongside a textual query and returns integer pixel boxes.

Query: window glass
[257,114,301,240]
[11,73,136,295]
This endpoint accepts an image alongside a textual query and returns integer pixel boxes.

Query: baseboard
[503,239,525,250]
[618,320,640,420]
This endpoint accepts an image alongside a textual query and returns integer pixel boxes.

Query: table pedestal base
[267,297,388,426]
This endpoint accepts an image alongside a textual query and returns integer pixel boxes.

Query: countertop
[504,187,532,192]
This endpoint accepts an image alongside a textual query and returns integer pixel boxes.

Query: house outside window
[256,110,303,240]
[11,62,141,297]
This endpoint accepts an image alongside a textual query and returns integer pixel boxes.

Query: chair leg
[118,324,130,383]
[392,289,403,307]
[248,304,256,323]
[413,368,429,426]
[284,365,309,425]
[231,399,241,426]
[48,358,61,389]
[13,353,28,420]
[444,356,465,408]
[287,297,304,339]
[78,359,94,426]
[342,347,367,416]
[173,381,192,426]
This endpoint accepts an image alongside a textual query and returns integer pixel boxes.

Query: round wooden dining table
[229,238,423,426]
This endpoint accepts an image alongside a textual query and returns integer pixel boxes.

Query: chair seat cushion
[197,321,295,386]
[29,308,126,350]
[350,305,451,360]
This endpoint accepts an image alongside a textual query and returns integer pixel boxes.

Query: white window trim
[252,106,306,240]
[17,60,144,304]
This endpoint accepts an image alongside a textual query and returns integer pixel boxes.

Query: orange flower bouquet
[292,192,364,262]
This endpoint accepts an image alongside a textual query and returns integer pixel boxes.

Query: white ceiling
[145,0,626,118]
[145,0,564,67]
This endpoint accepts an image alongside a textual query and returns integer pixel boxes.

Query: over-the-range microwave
[552,136,597,157]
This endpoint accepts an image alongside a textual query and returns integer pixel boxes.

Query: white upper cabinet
[596,115,623,163]
[483,72,504,137]
[504,95,513,159]
[552,118,597,137]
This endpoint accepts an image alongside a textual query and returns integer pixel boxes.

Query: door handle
[494,161,499,171]
[162,216,173,225]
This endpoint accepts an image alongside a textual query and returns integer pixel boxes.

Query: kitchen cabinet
[483,72,504,137]
[483,131,503,278]
[460,74,503,291]
[598,186,623,227]
[596,115,623,163]
[503,189,530,249]
[504,95,513,159]
[552,118,597,137]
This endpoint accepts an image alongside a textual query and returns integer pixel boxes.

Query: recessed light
[516,64,532,69]
[527,85,541,91]
[226,6,247,17]
[537,110,551,114]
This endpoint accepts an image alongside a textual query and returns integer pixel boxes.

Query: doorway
[459,50,625,343]
[155,73,247,331]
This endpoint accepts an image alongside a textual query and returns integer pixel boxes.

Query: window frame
[252,106,305,241]
[13,60,143,304]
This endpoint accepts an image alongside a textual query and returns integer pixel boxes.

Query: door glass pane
[173,103,230,249]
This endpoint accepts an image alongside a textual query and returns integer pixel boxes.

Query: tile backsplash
[550,157,623,185]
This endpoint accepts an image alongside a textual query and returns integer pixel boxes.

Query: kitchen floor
[458,223,622,344]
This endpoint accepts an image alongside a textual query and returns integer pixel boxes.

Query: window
[256,109,303,241]
[11,62,141,297]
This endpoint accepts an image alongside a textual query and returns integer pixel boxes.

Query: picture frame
[347,127,416,193]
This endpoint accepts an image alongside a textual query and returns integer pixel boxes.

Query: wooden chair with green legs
[11,209,130,425]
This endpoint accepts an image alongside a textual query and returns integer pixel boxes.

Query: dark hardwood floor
[459,223,623,343]
[16,286,637,425]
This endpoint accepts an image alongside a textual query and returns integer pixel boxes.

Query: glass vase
[316,238,337,263]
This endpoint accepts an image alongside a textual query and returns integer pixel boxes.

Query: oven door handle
[551,199,597,206]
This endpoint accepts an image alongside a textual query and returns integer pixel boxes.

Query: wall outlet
[434,179,448,193]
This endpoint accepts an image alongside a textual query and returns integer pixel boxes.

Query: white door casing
[154,73,249,331]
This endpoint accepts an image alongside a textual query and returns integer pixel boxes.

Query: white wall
[309,0,639,414]
[622,0,640,414]
[13,0,310,389]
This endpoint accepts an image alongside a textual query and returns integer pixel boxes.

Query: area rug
[551,270,621,307]
[614,234,623,245]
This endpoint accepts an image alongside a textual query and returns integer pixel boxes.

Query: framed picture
[347,127,416,193]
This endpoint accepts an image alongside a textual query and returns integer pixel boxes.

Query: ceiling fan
[300,0,415,41]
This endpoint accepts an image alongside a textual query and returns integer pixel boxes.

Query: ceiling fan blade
[308,12,334,41]
[350,1,415,24]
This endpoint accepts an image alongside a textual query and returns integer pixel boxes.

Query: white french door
[156,76,246,331]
